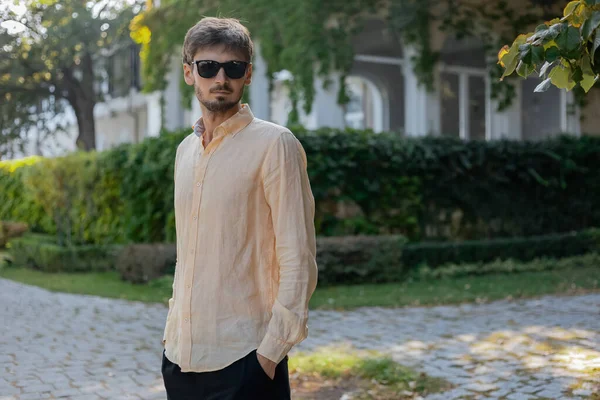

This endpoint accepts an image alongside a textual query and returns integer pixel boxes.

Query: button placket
[179,149,214,370]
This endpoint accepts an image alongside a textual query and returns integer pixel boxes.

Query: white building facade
[12,17,595,160]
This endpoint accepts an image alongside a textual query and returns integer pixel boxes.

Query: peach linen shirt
[162,104,319,373]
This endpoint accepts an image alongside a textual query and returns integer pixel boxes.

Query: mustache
[210,84,232,93]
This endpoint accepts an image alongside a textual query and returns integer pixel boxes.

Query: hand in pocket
[256,351,276,380]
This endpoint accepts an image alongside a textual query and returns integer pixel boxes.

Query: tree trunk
[73,97,96,151]
[64,52,97,151]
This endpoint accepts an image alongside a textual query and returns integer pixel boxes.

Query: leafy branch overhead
[132,0,572,117]
[498,0,600,94]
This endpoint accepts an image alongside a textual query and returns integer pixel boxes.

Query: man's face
[183,45,252,113]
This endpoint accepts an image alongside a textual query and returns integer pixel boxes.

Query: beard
[195,82,244,113]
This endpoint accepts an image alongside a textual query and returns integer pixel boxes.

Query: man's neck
[200,103,242,146]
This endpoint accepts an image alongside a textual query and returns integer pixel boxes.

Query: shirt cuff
[257,333,294,364]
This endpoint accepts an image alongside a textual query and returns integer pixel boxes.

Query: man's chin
[201,99,239,113]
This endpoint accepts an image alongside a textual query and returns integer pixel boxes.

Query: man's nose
[214,67,227,83]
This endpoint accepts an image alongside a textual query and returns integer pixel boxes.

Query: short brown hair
[182,17,254,64]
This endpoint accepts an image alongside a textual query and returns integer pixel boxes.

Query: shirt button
[184,318,189,322]
[193,215,197,220]
[196,182,201,187]
[187,284,191,289]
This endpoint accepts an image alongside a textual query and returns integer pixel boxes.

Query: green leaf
[535,24,548,32]
[546,18,562,26]
[540,61,554,76]
[582,11,600,39]
[528,168,549,186]
[531,24,562,45]
[532,46,545,64]
[519,43,533,64]
[583,0,600,5]
[572,65,584,82]
[564,1,581,18]
[516,60,535,77]
[556,25,582,53]
[500,44,520,79]
[580,53,598,91]
[534,77,553,92]
[580,72,597,91]
[546,46,560,62]
[549,63,576,89]
[515,33,532,46]
[592,31,600,62]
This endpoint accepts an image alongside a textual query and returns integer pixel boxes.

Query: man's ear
[245,63,253,86]
[183,63,195,86]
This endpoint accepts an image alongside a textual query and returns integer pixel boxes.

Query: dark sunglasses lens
[223,62,247,79]
[197,61,220,78]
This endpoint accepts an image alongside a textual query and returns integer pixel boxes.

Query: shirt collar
[192,104,254,140]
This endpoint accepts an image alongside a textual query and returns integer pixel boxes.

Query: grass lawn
[0,262,598,310]
[289,346,451,399]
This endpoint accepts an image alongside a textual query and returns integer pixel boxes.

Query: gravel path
[1,278,599,400]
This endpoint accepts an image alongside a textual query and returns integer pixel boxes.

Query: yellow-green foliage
[1,152,124,245]
[0,156,51,233]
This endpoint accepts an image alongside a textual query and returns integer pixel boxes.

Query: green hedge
[116,243,177,284]
[8,234,120,273]
[409,252,600,281]
[315,229,600,286]
[0,157,52,235]
[2,129,600,244]
[316,235,407,285]
[402,229,600,269]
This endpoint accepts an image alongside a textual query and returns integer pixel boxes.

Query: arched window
[344,75,384,132]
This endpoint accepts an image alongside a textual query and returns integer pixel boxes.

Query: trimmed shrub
[315,229,599,286]
[116,243,177,283]
[316,235,408,286]
[410,252,600,281]
[8,234,120,273]
[402,229,600,269]
[0,221,28,248]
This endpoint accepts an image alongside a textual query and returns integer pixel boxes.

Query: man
[161,17,319,400]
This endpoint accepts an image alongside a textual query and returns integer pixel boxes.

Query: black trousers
[161,349,291,400]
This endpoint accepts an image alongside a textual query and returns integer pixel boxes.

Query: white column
[403,44,439,136]
[248,43,271,120]
[489,81,521,140]
[146,91,163,137]
[428,69,441,135]
[568,91,581,135]
[312,72,346,129]
[187,98,202,128]
[163,54,185,131]
[485,75,493,140]
[563,90,580,135]
[458,73,469,139]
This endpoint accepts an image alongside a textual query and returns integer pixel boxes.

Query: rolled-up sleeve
[257,131,318,363]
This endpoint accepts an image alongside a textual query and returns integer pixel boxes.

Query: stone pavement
[0,277,598,400]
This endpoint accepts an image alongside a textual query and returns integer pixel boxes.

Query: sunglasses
[190,60,249,79]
